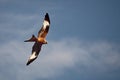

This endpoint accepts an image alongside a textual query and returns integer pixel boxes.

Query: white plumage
[43,20,50,29]
[29,52,37,60]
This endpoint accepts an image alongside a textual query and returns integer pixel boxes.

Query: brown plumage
[24,13,50,66]
[24,13,50,44]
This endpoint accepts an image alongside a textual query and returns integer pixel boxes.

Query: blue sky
[0,0,120,80]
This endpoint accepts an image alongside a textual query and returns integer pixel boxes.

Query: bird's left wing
[26,42,43,66]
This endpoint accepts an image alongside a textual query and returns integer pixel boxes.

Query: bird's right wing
[38,13,50,39]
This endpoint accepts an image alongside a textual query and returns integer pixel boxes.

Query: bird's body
[25,13,50,66]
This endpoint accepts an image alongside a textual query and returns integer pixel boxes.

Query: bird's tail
[24,35,37,42]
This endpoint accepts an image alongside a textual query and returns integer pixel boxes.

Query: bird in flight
[24,13,50,66]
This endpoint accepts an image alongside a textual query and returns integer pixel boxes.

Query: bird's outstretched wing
[26,42,43,66]
[38,13,50,39]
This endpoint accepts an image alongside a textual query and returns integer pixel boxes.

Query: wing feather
[26,42,43,65]
[38,13,50,38]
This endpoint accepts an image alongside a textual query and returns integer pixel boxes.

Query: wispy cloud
[0,13,41,29]
[0,12,44,43]
[0,38,120,80]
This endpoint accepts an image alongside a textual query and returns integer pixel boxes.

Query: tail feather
[24,35,37,42]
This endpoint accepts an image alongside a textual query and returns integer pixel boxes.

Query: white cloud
[0,39,120,80]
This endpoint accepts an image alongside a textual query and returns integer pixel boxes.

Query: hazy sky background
[0,0,120,80]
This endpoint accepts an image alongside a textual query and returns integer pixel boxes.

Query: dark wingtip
[26,57,37,66]
[45,13,50,24]
[26,62,30,66]
[46,13,48,15]
[26,59,31,66]
[26,60,31,66]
